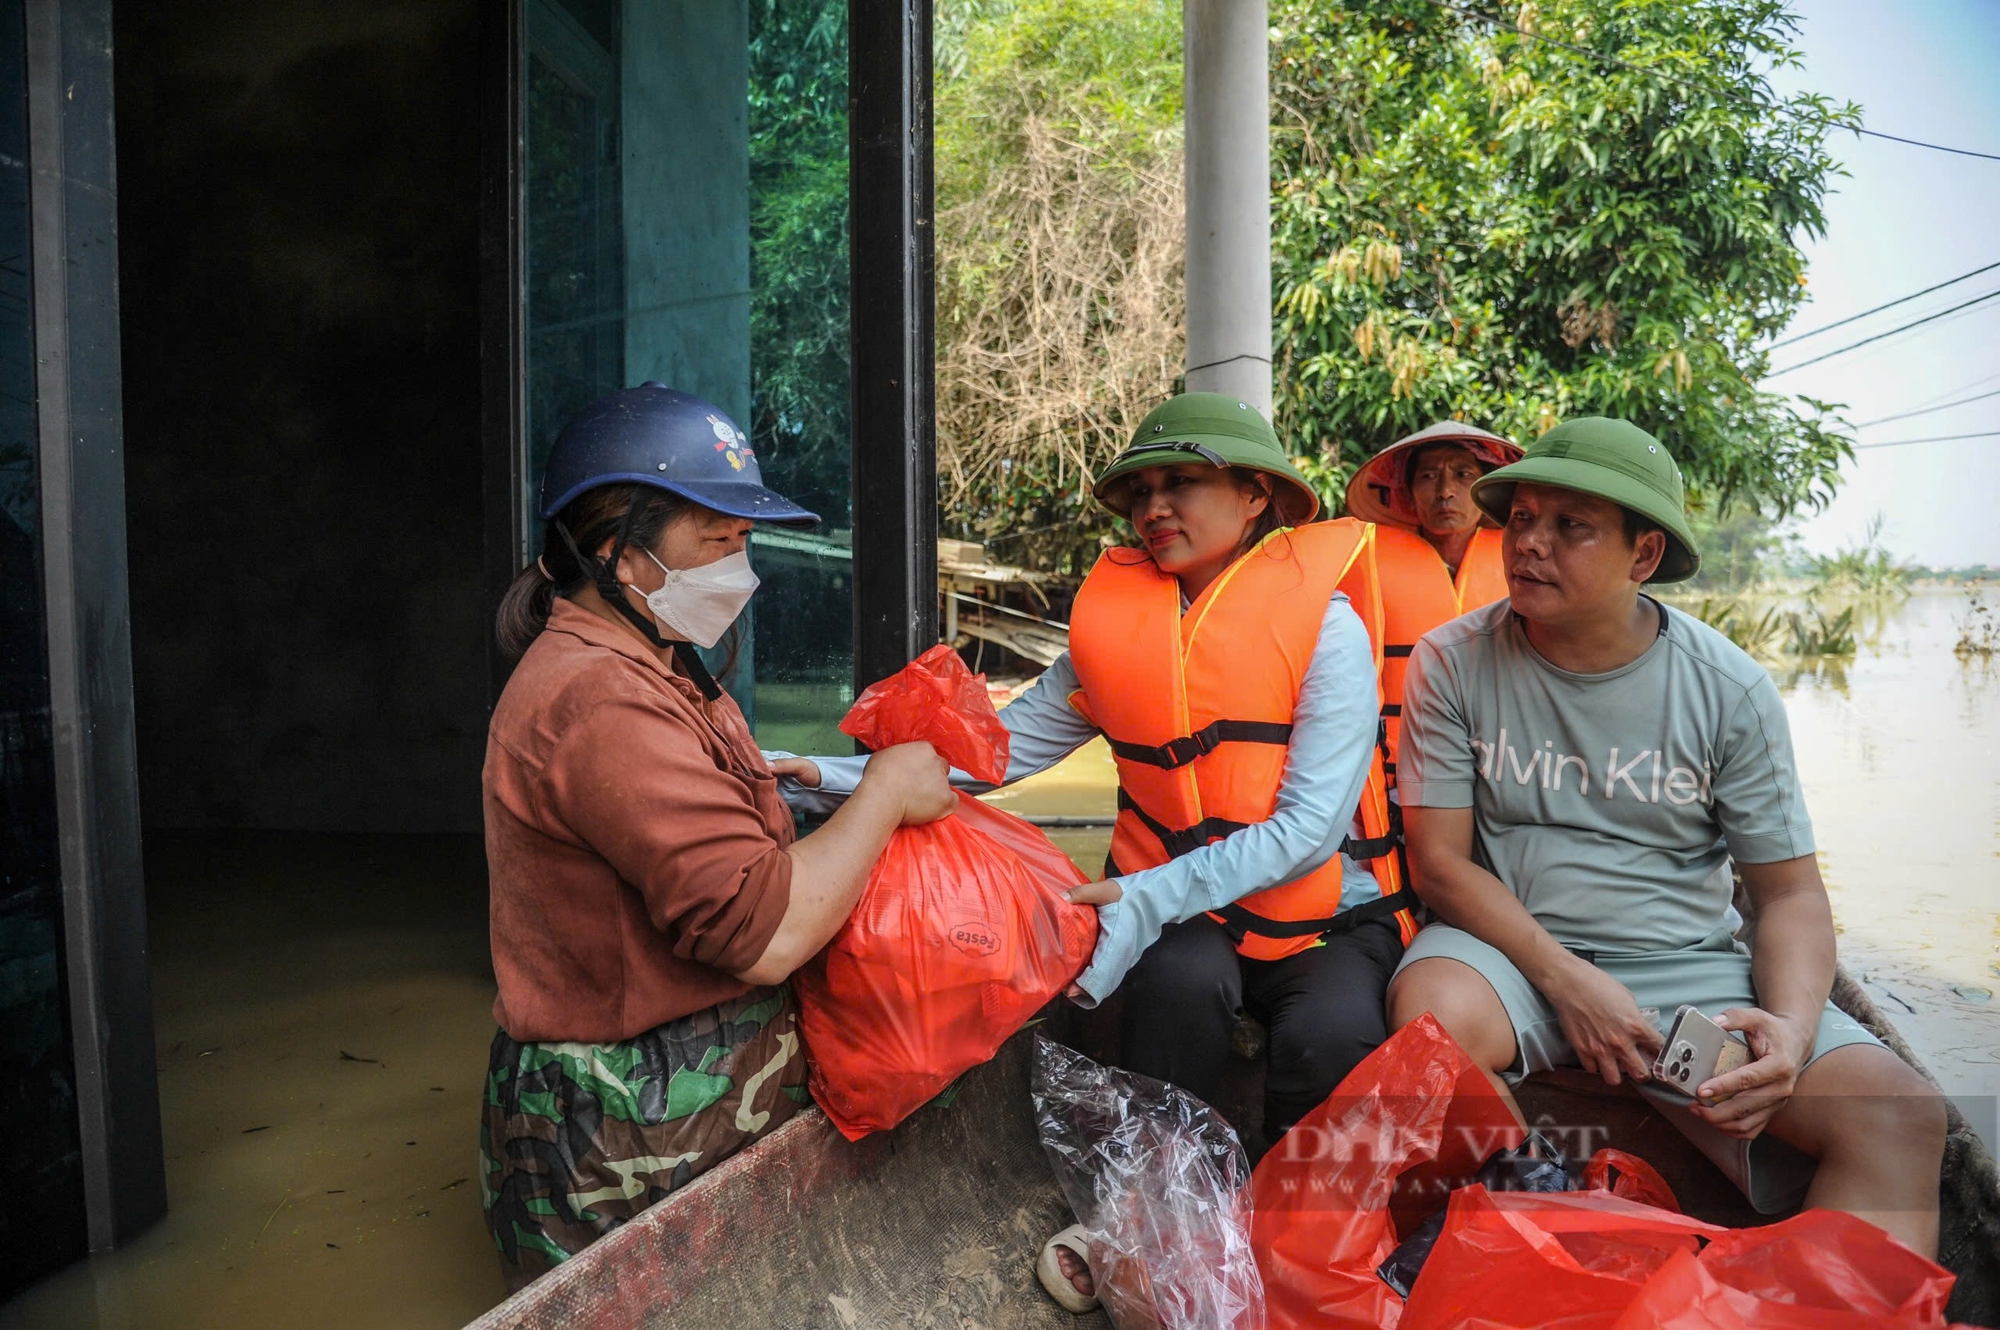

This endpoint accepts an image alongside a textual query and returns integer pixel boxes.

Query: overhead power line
[1766,288,2000,376]
[1855,386,2000,429]
[1852,430,2000,450]
[1427,0,2000,163]
[1773,260,2000,348]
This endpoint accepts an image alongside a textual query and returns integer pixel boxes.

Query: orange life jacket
[1375,525,1508,781]
[1067,520,1420,960]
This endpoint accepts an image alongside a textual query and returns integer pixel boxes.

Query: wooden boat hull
[469,1027,1106,1329]
[472,970,1996,1329]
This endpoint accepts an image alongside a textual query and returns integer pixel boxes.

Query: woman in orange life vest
[778,394,1417,1310]
[784,391,1415,1113]
[1343,421,1522,785]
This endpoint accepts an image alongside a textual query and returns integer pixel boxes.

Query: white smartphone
[1652,1004,1751,1102]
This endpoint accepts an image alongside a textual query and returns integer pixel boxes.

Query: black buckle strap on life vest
[1209,887,1420,945]
[1380,703,1403,718]
[1115,789,1251,858]
[1384,644,1415,658]
[1340,830,1398,862]
[1107,719,1294,771]
[1340,794,1405,863]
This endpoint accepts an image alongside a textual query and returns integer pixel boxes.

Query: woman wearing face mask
[480,383,955,1290]
[778,394,1414,1313]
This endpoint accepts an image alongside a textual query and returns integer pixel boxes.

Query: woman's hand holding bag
[792,646,1099,1140]
[855,741,958,826]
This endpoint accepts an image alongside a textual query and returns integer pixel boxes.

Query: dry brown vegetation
[934,0,1186,574]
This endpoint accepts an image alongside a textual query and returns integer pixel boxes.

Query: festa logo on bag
[948,920,1001,958]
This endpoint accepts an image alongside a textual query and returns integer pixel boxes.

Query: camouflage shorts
[480,984,810,1290]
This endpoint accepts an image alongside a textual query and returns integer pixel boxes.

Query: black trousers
[1118,912,1405,1140]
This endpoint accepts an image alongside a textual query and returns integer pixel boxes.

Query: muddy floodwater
[1775,588,1999,1144]
[3,589,1993,1329]
[0,834,511,1329]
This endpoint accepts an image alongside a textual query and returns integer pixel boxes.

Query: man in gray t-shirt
[1399,594,1810,956]
[1386,417,1943,1257]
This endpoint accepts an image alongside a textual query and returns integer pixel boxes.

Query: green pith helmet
[1093,393,1320,526]
[1470,417,1703,583]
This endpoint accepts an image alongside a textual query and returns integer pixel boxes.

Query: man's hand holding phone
[1687,1007,1818,1139]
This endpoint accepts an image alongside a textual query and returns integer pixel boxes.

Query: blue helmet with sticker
[537,381,819,528]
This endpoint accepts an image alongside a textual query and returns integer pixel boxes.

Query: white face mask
[638,548,760,649]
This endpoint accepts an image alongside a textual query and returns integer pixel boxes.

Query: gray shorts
[1395,923,1886,1213]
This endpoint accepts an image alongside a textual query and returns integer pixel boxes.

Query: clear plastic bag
[1031,1035,1265,1330]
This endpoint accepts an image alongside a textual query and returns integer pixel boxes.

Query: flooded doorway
[4,0,511,1323]
[114,0,490,837]
[3,0,915,1319]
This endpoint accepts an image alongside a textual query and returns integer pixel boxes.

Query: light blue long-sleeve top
[770,594,1382,1005]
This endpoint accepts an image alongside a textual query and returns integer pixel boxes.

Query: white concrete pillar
[1183,0,1271,415]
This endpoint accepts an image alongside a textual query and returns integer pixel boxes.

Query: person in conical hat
[1344,421,1524,801]
[1346,417,1525,569]
[1344,419,1522,578]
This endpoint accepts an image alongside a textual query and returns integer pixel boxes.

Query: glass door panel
[524,0,624,546]
[520,0,854,746]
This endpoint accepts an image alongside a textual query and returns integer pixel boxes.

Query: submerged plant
[1804,515,1912,599]
[1692,598,1788,658]
[1955,586,1998,658]
[1690,597,1855,660]
[1787,604,1855,657]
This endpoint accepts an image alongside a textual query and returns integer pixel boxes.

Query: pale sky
[1763,0,2000,568]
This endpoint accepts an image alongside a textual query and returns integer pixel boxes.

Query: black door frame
[28,0,167,1254]
[477,0,937,701]
[848,0,936,688]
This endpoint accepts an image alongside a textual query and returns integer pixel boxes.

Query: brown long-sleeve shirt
[484,598,795,1042]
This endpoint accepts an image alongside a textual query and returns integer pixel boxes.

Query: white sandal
[1036,1222,1100,1313]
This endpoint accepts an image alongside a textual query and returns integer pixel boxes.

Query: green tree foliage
[1270,0,1860,522]
[749,0,851,524]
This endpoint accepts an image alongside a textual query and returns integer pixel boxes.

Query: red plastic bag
[795,648,1098,1140]
[1397,1189,1958,1330]
[837,643,1011,783]
[1247,1017,1958,1330]
[1399,1187,1716,1329]
[1250,1014,1526,1329]
[1583,1148,1681,1213]
[1677,1209,1957,1328]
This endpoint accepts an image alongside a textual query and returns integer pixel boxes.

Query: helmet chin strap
[555,519,723,702]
